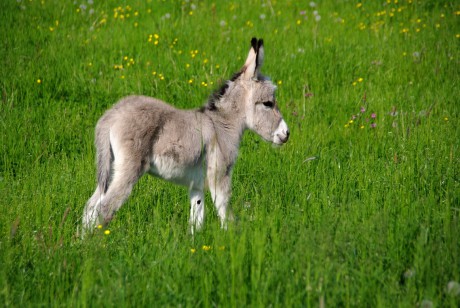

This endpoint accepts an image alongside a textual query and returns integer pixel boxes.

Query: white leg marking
[82,190,105,236]
[189,189,205,234]
[209,177,233,230]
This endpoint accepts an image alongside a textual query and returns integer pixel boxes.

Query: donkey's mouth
[277,133,290,144]
[274,132,289,145]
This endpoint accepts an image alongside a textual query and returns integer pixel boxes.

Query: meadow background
[1,0,459,306]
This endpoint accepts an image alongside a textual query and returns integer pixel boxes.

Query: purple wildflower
[370,123,377,128]
[360,106,366,113]
[371,113,376,119]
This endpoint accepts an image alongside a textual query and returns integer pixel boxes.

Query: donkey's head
[206,38,289,145]
[240,38,289,145]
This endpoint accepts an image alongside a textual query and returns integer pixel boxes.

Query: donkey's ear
[255,39,264,72]
[241,37,258,80]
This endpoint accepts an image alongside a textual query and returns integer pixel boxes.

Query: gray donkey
[83,38,290,234]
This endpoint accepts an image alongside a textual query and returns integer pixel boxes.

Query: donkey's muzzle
[278,129,290,143]
[273,119,290,145]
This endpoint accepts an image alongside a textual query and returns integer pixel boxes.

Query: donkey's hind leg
[99,160,143,225]
[82,186,105,232]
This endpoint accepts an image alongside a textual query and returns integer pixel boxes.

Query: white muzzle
[273,119,290,145]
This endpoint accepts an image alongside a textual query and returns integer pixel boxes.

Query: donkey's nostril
[277,130,290,143]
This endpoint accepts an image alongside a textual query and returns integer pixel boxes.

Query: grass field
[1,0,459,306]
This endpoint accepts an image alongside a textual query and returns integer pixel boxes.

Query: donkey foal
[82,38,290,235]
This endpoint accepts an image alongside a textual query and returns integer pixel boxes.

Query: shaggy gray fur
[82,38,289,235]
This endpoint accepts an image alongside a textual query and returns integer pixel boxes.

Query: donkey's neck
[203,106,246,163]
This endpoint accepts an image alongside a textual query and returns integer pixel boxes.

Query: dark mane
[202,71,242,112]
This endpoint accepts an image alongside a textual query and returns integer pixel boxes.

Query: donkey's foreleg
[189,189,205,235]
[209,175,234,230]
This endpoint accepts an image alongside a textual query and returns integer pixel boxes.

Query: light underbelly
[148,155,205,188]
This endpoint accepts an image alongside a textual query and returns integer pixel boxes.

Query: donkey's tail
[95,119,113,194]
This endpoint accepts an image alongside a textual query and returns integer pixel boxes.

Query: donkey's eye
[262,101,274,108]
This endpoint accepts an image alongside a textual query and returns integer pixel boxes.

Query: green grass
[1,0,459,306]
